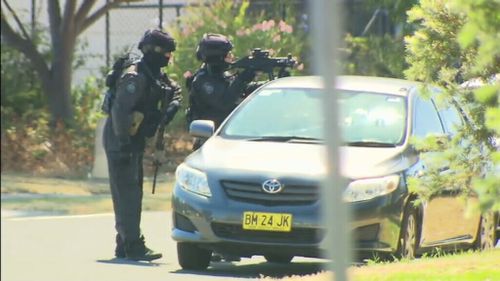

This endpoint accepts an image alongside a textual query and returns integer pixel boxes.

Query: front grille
[212,222,325,244]
[221,180,319,205]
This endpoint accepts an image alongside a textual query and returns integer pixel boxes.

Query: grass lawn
[267,249,500,281]
[1,173,175,215]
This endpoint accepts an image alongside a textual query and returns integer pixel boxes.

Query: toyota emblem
[262,179,283,194]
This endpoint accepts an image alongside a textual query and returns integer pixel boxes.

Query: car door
[435,101,481,241]
[412,96,476,247]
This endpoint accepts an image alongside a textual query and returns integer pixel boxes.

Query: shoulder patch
[202,82,215,95]
[126,82,137,93]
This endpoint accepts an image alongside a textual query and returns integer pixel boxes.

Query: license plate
[242,212,292,232]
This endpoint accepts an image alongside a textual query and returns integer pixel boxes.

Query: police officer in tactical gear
[103,29,182,261]
[186,33,263,150]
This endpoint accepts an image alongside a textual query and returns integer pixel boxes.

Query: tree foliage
[1,77,103,177]
[341,0,418,78]
[1,0,138,124]
[404,0,499,212]
[342,34,406,78]
[1,44,45,120]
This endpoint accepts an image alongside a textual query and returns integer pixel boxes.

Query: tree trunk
[46,74,73,123]
[46,33,76,124]
[30,55,74,125]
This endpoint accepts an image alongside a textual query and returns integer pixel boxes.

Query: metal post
[159,0,164,29]
[31,0,36,38]
[310,1,351,281]
[281,0,286,21]
[105,0,110,68]
[175,5,181,17]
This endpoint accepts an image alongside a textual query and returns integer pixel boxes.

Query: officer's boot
[124,235,162,261]
[115,234,126,258]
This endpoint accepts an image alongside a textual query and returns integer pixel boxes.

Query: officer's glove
[161,100,180,126]
[239,69,256,82]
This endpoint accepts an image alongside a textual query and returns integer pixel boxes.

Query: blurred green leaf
[474,85,499,104]
[457,22,477,48]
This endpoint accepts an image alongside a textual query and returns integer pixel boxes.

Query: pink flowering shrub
[167,0,306,83]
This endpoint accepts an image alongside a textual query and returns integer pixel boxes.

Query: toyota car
[171,76,497,270]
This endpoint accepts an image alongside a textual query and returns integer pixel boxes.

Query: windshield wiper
[345,141,396,147]
[248,136,323,143]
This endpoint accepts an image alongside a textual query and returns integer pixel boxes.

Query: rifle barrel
[152,163,159,194]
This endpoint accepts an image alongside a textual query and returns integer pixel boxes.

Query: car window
[221,88,407,145]
[339,92,406,144]
[222,88,324,139]
[413,96,444,138]
[438,103,464,136]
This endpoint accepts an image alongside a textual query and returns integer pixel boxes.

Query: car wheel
[475,212,496,251]
[397,206,419,259]
[177,242,212,270]
[264,254,294,264]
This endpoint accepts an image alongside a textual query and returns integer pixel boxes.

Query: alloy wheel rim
[404,214,416,258]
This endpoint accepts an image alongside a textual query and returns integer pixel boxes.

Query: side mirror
[189,120,215,138]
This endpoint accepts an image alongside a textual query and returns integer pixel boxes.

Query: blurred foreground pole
[310,1,352,281]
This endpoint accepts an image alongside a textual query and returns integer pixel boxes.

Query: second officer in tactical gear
[186,33,263,150]
[103,29,182,261]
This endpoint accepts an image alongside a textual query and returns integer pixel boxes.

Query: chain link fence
[104,1,190,68]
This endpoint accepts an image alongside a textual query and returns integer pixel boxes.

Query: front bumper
[171,181,406,257]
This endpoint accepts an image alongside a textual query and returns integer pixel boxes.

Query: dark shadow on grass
[96,257,163,267]
[171,259,327,279]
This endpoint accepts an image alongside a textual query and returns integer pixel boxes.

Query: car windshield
[220,88,407,145]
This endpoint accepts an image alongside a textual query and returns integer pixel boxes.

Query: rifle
[152,83,181,194]
[229,48,297,80]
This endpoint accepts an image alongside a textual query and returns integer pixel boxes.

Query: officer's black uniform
[103,29,181,261]
[187,34,263,149]
[188,65,258,128]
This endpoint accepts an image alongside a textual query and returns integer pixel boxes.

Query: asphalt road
[1,211,327,281]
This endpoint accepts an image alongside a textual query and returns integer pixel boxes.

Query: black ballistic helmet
[196,33,233,63]
[138,29,176,54]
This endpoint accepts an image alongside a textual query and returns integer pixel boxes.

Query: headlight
[343,175,400,202]
[175,163,212,197]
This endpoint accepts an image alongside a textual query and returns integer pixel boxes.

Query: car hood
[186,137,416,180]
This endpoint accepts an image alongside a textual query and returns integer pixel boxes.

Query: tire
[264,254,294,264]
[177,243,212,270]
[397,205,419,259]
[475,212,496,251]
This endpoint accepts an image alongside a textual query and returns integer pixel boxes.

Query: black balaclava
[206,60,229,75]
[143,52,170,73]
